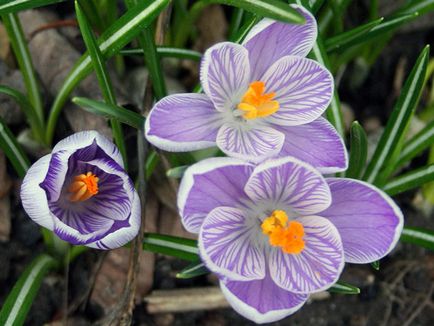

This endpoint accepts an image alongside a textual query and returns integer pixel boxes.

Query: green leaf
[121,47,202,61]
[176,261,209,279]
[0,254,58,326]
[145,150,159,180]
[328,281,361,294]
[143,233,199,261]
[75,0,127,167]
[371,260,380,270]
[363,46,430,184]
[166,165,189,178]
[229,15,260,43]
[383,164,434,196]
[0,85,44,141]
[0,0,66,15]
[346,121,368,179]
[394,0,434,17]
[46,0,170,145]
[0,117,30,178]
[2,13,44,131]
[395,120,434,168]
[72,97,144,129]
[325,17,384,52]
[401,226,434,251]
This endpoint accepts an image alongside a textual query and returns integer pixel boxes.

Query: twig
[402,284,434,326]
[29,19,78,39]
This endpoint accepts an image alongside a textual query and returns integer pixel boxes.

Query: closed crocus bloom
[178,157,403,323]
[145,5,347,173]
[20,131,141,249]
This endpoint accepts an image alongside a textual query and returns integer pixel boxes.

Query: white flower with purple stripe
[20,131,141,250]
[178,157,403,323]
[145,5,347,173]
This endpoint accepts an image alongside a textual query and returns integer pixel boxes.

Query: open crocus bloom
[178,157,403,323]
[21,131,141,249]
[145,5,347,173]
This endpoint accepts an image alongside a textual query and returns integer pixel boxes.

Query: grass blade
[401,226,434,251]
[325,17,384,52]
[0,117,30,178]
[383,164,434,196]
[346,121,368,179]
[143,233,199,261]
[394,0,434,17]
[46,0,170,145]
[2,13,44,129]
[121,47,202,61]
[167,165,189,178]
[0,0,65,15]
[0,254,58,326]
[176,261,209,279]
[363,45,430,184]
[72,97,144,129]
[75,0,127,167]
[328,281,361,294]
[395,120,434,168]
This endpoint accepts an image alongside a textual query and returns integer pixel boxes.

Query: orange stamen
[261,210,305,254]
[68,172,99,202]
[237,81,279,120]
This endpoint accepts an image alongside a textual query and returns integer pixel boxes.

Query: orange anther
[68,172,99,202]
[237,81,279,119]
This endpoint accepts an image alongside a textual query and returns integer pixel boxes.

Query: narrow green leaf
[0,85,44,141]
[228,7,244,40]
[395,120,434,168]
[46,0,170,145]
[371,260,380,270]
[176,261,209,279]
[383,164,434,196]
[328,281,361,294]
[2,13,44,129]
[75,0,127,167]
[166,165,189,178]
[394,0,434,17]
[325,17,384,52]
[229,15,260,43]
[0,117,30,177]
[72,97,144,129]
[401,226,434,251]
[363,46,430,184]
[145,149,159,180]
[0,254,58,326]
[0,0,66,15]
[121,47,202,61]
[346,121,368,179]
[143,233,199,261]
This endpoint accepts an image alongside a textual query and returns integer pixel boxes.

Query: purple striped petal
[244,157,331,216]
[39,150,70,202]
[321,178,404,264]
[178,158,254,233]
[274,117,348,174]
[201,42,250,112]
[262,56,333,126]
[20,154,55,230]
[52,130,124,168]
[243,5,317,80]
[199,207,266,281]
[216,122,284,163]
[220,274,308,323]
[269,216,344,293]
[145,93,223,152]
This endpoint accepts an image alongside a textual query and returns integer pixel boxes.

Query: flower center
[237,81,279,120]
[68,172,99,202]
[261,210,305,254]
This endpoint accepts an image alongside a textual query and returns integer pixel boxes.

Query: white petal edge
[177,157,254,233]
[220,281,308,324]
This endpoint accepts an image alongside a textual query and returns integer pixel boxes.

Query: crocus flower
[178,157,403,323]
[145,5,347,173]
[21,131,141,249]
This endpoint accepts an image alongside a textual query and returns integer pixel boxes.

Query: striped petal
[274,117,348,174]
[244,157,331,216]
[269,216,344,293]
[243,5,317,80]
[321,178,404,264]
[220,273,308,324]
[216,122,284,163]
[199,206,266,281]
[262,56,333,126]
[178,158,254,233]
[201,42,250,112]
[145,93,223,152]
